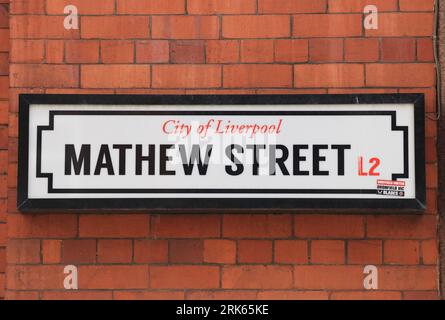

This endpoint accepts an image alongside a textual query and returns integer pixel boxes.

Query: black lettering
[113,144,132,175]
[293,145,309,176]
[313,144,329,176]
[331,144,351,176]
[94,145,114,175]
[65,144,91,175]
[225,144,244,176]
[135,144,155,175]
[160,144,175,176]
[179,144,213,175]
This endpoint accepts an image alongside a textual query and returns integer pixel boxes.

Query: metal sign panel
[17,94,425,211]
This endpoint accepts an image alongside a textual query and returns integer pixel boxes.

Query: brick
[81,16,150,39]
[331,291,402,300]
[417,38,434,62]
[257,291,329,300]
[240,40,274,63]
[0,53,7,75]
[238,240,273,263]
[310,38,343,62]
[0,127,6,150]
[223,15,290,39]
[295,215,365,238]
[11,40,45,63]
[7,239,41,264]
[10,64,79,88]
[224,64,293,88]
[46,40,64,63]
[293,14,362,37]
[0,30,8,52]
[295,64,364,88]
[170,240,203,263]
[274,39,308,63]
[206,40,239,63]
[11,0,45,14]
[11,16,80,39]
[79,266,149,289]
[42,291,113,300]
[384,240,420,265]
[134,240,168,263]
[366,13,434,37]
[0,274,3,298]
[79,214,150,238]
[152,16,219,39]
[152,65,221,88]
[328,0,398,12]
[379,266,437,290]
[223,266,293,289]
[6,291,40,300]
[65,40,100,63]
[170,40,205,63]
[348,240,382,264]
[101,41,134,64]
[421,239,438,265]
[366,64,435,87]
[114,291,185,300]
[345,38,379,62]
[8,214,77,238]
[117,0,185,14]
[81,65,150,89]
[188,0,256,14]
[367,215,437,239]
[381,38,416,62]
[403,291,440,300]
[426,164,439,187]
[425,189,438,215]
[259,0,326,13]
[7,265,65,290]
[136,41,169,63]
[0,248,4,273]
[0,150,6,174]
[152,215,220,238]
[399,0,435,12]
[275,240,308,264]
[0,101,7,125]
[47,0,115,14]
[294,266,363,289]
[187,291,258,300]
[43,240,62,264]
[150,266,219,289]
[311,240,345,264]
[98,240,133,263]
[204,240,236,264]
[223,215,292,238]
[63,240,96,264]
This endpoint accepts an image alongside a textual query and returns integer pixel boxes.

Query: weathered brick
[170,40,205,63]
[81,65,150,89]
[240,40,274,63]
[366,13,434,37]
[238,240,273,263]
[150,266,219,289]
[295,64,364,88]
[82,16,150,39]
[223,15,290,39]
[136,41,169,63]
[367,215,437,239]
[117,0,185,14]
[293,14,362,37]
[206,40,239,63]
[152,65,221,89]
[152,16,219,39]
[384,240,420,265]
[275,240,308,264]
[62,239,96,264]
[10,64,79,88]
[224,64,293,88]
[65,40,100,63]
[101,40,134,64]
[169,240,203,263]
[152,215,220,238]
[259,0,326,13]
[295,215,365,238]
[223,266,293,289]
[311,240,345,264]
[47,0,115,14]
[98,240,133,263]
[79,266,149,289]
[188,0,256,14]
[223,215,292,238]
[134,240,168,264]
[79,214,150,238]
[366,64,435,87]
[204,240,236,264]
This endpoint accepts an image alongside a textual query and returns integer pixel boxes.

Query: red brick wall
[4,0,440,300]
[0,0,7,300]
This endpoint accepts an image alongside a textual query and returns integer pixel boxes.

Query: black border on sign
[17,94,426,212]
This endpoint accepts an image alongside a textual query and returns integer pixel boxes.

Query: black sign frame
[18,94,426,212]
